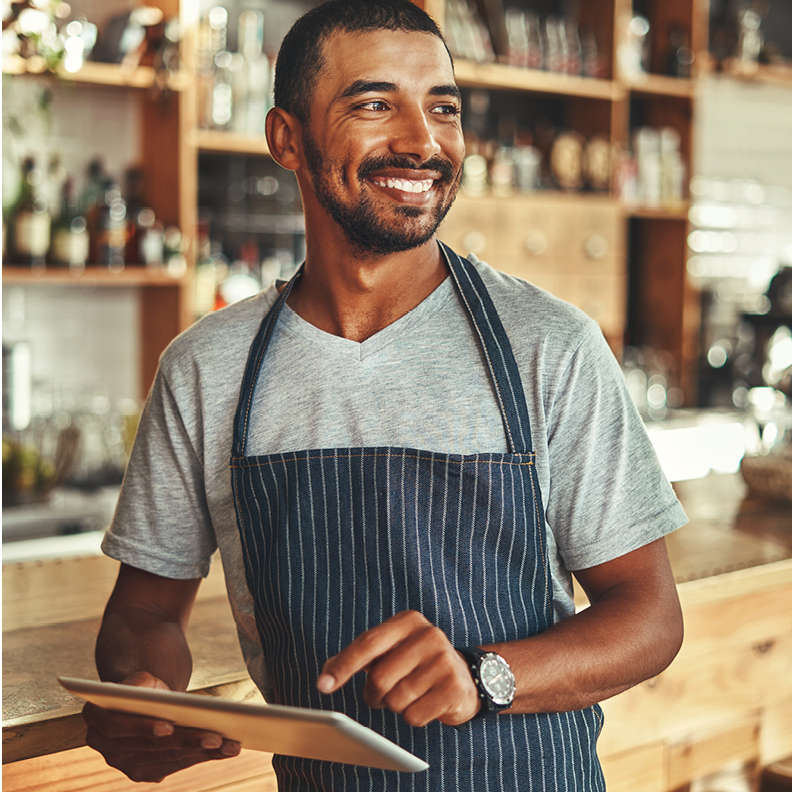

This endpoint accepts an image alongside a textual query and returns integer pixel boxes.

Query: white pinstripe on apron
[231,242,605,790]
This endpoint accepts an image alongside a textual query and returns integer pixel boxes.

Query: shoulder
[158,285,279,382]
[467,254,602,364]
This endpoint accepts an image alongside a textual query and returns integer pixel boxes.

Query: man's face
[298,29,464,256]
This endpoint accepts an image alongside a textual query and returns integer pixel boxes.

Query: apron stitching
[527,465,551,610]
[231,453,534,468]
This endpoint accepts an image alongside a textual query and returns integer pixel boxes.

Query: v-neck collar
[277,274,456,362]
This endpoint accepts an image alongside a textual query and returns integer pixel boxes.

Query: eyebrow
[339,80,461,101]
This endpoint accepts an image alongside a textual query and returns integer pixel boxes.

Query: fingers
[362,624,449,709]
[317,611,481,727]
[365,637,480,727]
[318,610,431,693]
[83,700,174,741]
[82,674,241,783]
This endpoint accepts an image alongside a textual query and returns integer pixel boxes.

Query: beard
[302,130,461,256]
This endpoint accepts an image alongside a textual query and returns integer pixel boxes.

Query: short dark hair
[273,0,450,123]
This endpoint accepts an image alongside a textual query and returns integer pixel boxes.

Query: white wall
[2,285,140,411]
[2,73,143,410]
[694,74,792,190]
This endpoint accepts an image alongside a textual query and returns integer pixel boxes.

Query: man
[84,1,686,789]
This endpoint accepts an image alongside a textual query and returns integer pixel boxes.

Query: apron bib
[231,242,604,791]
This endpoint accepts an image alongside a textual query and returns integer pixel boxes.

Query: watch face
[480,654,516,706]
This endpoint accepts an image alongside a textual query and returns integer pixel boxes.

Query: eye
[432,103,461,117]
[357,99,390,112]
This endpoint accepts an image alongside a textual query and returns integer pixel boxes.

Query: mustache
[358,155,457,183]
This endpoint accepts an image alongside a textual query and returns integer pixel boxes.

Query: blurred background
[2,1,792,791]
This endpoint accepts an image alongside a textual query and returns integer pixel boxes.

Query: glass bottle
[211,50,235,129]
[43,154,67,223]
[80,157,106,253]
[136,208,165,267]
[49,177,89,270]
[237,9,271,137]
[11,158,51,269]
[92,179,127,271]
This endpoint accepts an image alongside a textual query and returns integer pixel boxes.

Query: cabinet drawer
[440,198,623,275]
[600,743,664,792]
[599,634,792,756]
[440,196,560,262]
[439,197,517,261]
[552,202,623,263]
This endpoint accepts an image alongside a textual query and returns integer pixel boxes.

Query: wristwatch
[457,647,516,717]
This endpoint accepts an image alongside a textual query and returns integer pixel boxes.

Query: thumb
[121,671,172,691]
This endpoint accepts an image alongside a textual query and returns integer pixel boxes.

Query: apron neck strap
[232,266,302,457]
[232,244,536,457]
[440,241,534,455]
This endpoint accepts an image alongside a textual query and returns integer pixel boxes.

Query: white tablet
[59,676,428,773]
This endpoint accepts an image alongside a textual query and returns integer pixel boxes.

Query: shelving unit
[422,0,707,401]
[0,0,755,405]
[2,0,193,401]
[624,73,696,98]
[453,59,625,101]
[626,203,690,220]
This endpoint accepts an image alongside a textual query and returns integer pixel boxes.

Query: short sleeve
[544,325,688,570]
[102,365,217,579]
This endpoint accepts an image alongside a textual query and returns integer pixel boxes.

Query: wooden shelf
[453,59,624,101]
[624,203,691,221]
[193,129,271,156]
[1,57,187,91]
[1,266,186,288]
[713,60,792,89]
[623,73,696,99]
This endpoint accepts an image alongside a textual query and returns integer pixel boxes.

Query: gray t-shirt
[103,256,687,697]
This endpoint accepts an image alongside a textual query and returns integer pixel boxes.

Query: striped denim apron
[230,242,605,791]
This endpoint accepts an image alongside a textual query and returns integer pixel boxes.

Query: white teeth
[373,177,433,194]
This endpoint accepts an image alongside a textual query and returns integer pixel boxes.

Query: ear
[266,107,303,171]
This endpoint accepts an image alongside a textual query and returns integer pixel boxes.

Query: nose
[389,104,442,164]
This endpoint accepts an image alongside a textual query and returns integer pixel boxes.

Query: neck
[286,234,448,343]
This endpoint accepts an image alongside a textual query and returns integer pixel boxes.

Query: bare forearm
[87,568,239,783]
[95,565,202,692]
[487,585,682,713]
[95,605,194,691]
[487,539,683,714]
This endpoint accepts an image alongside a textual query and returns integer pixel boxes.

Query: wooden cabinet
[426,0,707,400]
[599,558,792,792]
[437,193,627,341]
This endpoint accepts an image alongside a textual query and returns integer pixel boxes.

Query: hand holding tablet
[61,676,429,773]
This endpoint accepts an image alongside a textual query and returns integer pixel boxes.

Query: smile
[371,177,434,194]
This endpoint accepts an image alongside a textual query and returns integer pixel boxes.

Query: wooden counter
[2,472,791,792]
[1,597,256,763]
[2,556,280,791]
[598,473,792,792]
